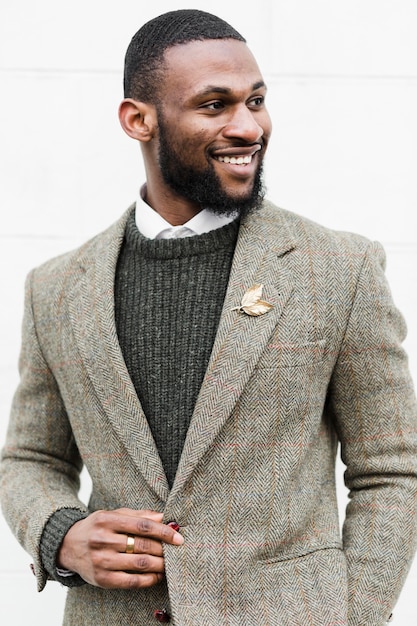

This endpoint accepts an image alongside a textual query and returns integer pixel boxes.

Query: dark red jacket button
[166,521,180,532]
[154,609,170,622]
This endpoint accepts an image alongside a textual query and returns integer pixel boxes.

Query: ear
[118,98,157,142]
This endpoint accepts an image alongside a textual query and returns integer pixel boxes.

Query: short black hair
[123,9,246,102]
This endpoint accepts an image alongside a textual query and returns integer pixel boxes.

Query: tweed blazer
[1,201,417,626]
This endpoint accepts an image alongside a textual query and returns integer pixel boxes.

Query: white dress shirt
[135,186,237,239]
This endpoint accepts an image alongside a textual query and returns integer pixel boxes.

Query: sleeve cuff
[40,508,88,587]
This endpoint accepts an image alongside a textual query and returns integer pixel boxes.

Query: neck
[146,189,201,225]
[143,172,202,225]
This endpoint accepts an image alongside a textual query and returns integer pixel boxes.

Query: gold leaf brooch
[231,284,274,317]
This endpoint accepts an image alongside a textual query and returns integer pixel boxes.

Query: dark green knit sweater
[115,211,239,486]
[40,210,239,584]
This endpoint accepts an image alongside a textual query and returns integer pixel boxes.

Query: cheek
[181,133,213,165]
[159,115,215,165]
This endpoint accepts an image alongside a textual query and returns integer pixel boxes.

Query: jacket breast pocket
[258,338,327,369]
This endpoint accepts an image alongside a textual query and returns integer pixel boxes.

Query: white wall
[1,1,416,623]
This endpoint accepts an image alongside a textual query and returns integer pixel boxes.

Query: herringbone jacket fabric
[1,201,417,626]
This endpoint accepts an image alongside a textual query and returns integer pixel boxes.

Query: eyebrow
[196,80,267,98]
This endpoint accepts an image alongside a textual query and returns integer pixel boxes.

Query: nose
[222,104,264,144]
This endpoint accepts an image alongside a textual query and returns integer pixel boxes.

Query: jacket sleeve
[329,241,417,625]
[0,269,88,591]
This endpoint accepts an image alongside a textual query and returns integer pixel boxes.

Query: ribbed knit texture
[40,508,87,587]
[115,211,239,486]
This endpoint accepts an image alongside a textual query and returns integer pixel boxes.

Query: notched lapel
[67,209,169,502]
[171,205,296,497]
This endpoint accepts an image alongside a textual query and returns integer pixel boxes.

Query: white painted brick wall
[1,1,416,623]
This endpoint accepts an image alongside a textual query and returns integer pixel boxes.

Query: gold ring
[125,535,135,554]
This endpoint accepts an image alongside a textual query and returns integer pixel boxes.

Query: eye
[248,95,265,108]
[203,101,225,111]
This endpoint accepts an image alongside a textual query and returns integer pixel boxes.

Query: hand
[57,508,183,589]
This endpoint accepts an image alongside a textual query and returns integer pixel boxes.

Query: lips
[212,144,262,167]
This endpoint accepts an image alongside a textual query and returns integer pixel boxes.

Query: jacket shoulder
[260,200,373,255]
[30,207,132,286]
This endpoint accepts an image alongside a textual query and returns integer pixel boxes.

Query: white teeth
[217,155,252,165]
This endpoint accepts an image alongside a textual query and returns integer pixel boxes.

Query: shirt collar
[135,185,237,240]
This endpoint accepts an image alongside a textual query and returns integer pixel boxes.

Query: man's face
[154,39,272,216]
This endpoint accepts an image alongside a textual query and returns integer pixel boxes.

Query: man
[1,9,416,626]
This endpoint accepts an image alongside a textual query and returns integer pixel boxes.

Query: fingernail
[173,532,184,545]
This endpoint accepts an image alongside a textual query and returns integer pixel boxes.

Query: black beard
[157,119,266,218]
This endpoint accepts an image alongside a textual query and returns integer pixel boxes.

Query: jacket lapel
[67,202,296,504]
[170,203,296,498]
[67,208,170,502]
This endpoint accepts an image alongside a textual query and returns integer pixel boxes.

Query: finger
[136,516,184,545]
[91,569,164,590]
[117,515,184,546]
[120,553,165,574]
[115,508,164,523]
[119,534,164,557]
[122,571,165,590]
[94,549,165,575]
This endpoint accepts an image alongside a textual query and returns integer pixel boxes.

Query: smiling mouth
[215,155,253,165]
[212,144,262,167]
